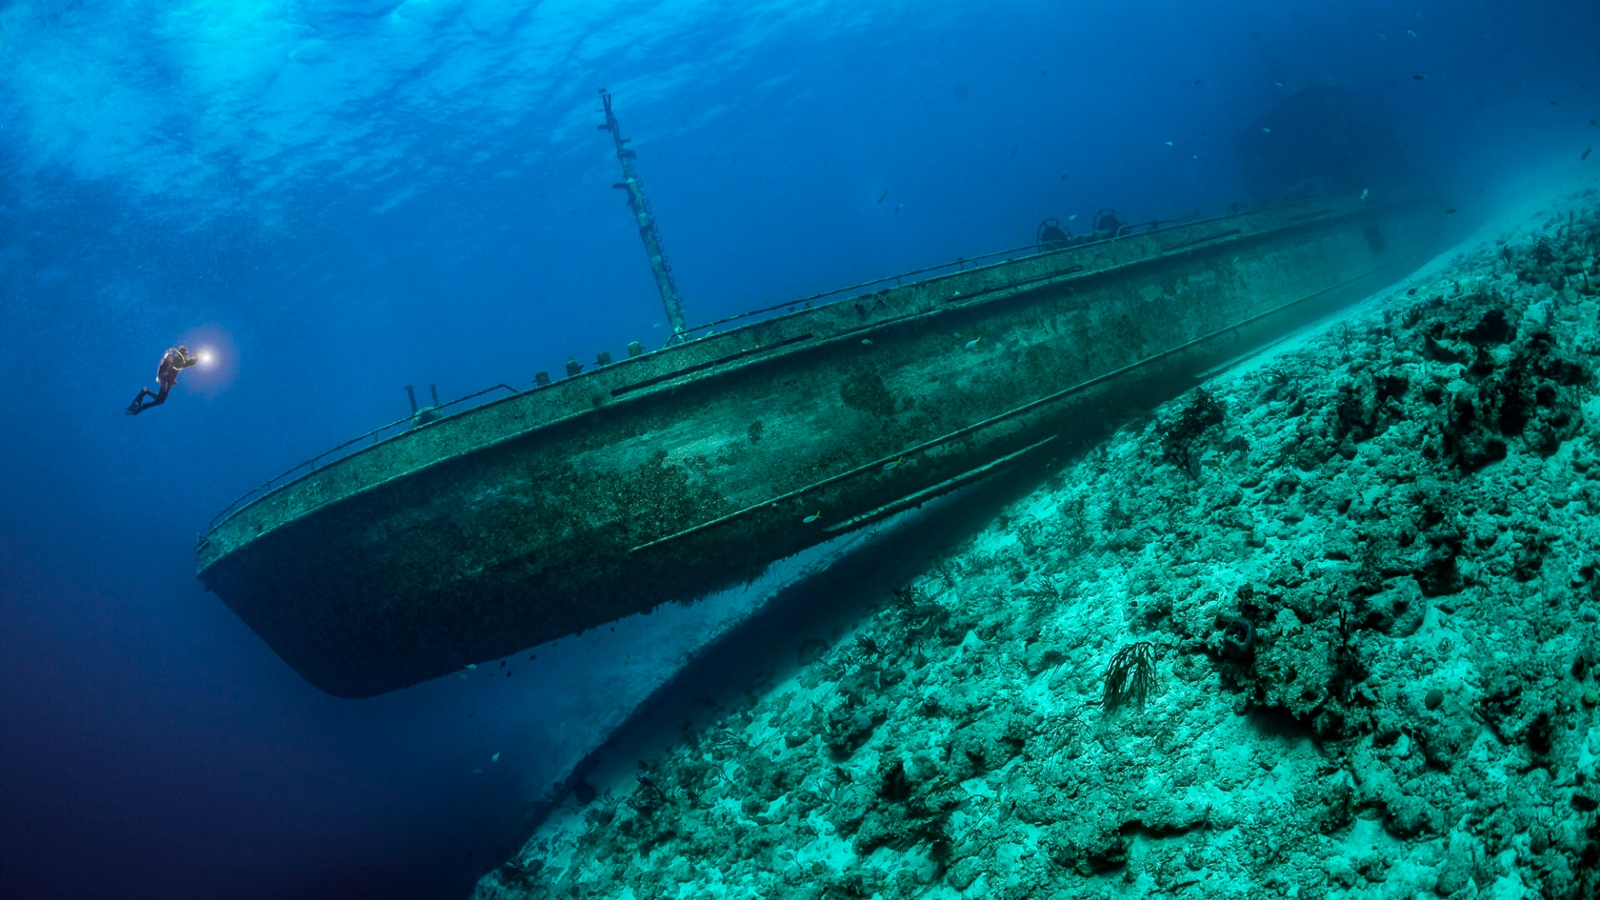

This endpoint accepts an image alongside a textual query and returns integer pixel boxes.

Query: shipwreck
[197,91,1444,697]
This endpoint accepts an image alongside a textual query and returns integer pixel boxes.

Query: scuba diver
[126,345,199,415]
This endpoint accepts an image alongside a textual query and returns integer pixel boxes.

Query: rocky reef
[478,180,1600,900]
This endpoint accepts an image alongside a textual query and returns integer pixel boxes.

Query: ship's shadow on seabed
[515,441,1085,841]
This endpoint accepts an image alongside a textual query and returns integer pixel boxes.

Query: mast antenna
[598,89,687,343]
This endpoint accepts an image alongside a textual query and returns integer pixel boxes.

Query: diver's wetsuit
[126,347,198,415]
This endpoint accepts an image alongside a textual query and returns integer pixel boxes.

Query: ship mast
[597,89,687,343]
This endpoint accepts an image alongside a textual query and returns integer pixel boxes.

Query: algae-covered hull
[197,195,1443,697]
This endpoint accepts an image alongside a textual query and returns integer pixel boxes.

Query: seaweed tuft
[1099,641,1159,714]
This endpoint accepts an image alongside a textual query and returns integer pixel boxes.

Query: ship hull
[198,195,1443,697]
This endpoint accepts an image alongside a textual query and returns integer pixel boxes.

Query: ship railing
[206,384,520,530]
[674,212,1198,340]
[203,209,1222,532]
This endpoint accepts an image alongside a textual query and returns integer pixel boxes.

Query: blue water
[1,1,1596,897]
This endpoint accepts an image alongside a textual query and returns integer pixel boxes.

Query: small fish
[803,512,821,524]
[1059,173,1069,180]
[1360,188,1369,201]
[877,189,889,204]
[1193,78,1203,86]
[471,768,483,775]
[1406,29,1416,37]
[1549,100,1560,106]
[1261,126,1271,133]
[491,751,501,762]
[1590,119,1599,128]
[1413,74,1426,81]
[861,338,873,346]
[1274,81,1283,88]
[464,663,478,670]
[895,202,904,213]
[1375,31,1386,40]
[964,337,983,350]
[1443,207,1457,215]
[1164,140,1173,146]
[883,457,906,471]
[1584,146,1593,161]
[1067,213,1077,221]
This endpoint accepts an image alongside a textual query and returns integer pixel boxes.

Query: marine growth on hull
[479,181,1600,900]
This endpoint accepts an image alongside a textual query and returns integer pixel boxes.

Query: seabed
[477,172,1600,900]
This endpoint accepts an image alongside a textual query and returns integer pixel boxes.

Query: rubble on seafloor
[478,180,1600,900]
